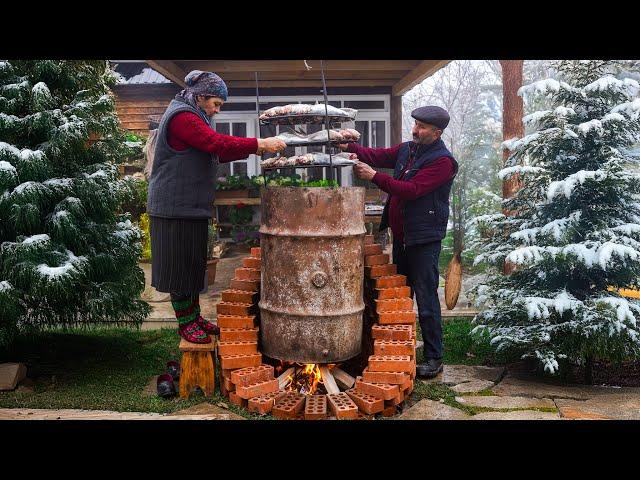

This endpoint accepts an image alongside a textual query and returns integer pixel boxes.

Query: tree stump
[178,339,216,399]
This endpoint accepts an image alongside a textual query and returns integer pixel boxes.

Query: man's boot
[416,358,443,379]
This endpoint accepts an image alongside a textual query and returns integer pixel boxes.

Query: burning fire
[283,363,323,395]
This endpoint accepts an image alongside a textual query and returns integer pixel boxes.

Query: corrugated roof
[111,61,172,85]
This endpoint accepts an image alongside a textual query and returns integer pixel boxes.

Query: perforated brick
[375,297,413,313]
[229,391,247,408]
[216,315,256,329]
[304,394,327,420]
[366,263,397,279]
[242,257,261,269]
[364,244,383,256]
[221,289,258,304]
[361,367,409,385]
[373,340,415,356]
[272,392,306,419]
[327,392,358,420]
[218,353,262,370]
[385,388,406,406]
[355,376,400,401]
[250,247,261,258]
[380,405,398,417]
[217,341,258,356]
[219,327,259,342]
[364,253,390,266]
[216,302,255,316]
[374,275,407,289]
[367,355,413,373]
[230,278,260,292]
[230,364,274,387]
[346,388,384,415]
[234,267,261,281]
[371,324,412,341]
[247,390,287,415]
[236,378,279,400]
[378,311,416,325]
[375,286,412,300]
[400,374,413,392]
[222,376,235,393]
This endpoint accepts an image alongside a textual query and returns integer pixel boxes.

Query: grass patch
[415,317,499,366]
[0,327,255,416]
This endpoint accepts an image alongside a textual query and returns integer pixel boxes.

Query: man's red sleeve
[346,143,400,169]
[168,112,258,162]
[371,157,456,200]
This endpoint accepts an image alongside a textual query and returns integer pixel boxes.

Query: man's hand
[336,143,349,151]
[353,161,376,181]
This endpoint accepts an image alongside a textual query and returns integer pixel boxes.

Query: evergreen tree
[0,60,150,346]
[471,60,640,378]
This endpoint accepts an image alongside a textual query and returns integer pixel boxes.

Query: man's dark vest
[380,138,458,246]
[147,98,218,219]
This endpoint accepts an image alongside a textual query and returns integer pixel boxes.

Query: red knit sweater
[167,112,258,162]
[347,143,456,244]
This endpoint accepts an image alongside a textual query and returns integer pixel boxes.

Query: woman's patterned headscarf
[176,70,228,125]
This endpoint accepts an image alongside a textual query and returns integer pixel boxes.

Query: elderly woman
[147,70,285,344]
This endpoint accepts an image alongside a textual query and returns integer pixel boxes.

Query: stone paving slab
[455,395,556,410]
[555,394,640,420]
[421,364,505,386]
[451,380,495,393]
[395,399,470,420]
[0,408,240,420]
[490,373,639,400]
[470,410,561,420]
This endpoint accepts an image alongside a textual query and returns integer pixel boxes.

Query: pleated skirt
[150,216,209,294]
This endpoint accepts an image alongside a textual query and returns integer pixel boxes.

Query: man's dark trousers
[393,239,442,360]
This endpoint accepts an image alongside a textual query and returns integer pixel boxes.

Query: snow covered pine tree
[471,60,640,381]
[0,60,150,346]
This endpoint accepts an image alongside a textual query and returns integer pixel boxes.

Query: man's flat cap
[411,106,450,130]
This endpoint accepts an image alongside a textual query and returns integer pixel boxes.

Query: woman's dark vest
[380,138,458,246]
[147,99,218,219]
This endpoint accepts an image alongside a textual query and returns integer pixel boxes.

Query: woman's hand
[257,137,287,155]
[336,143,349,151]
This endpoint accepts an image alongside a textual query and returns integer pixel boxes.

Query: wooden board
[277,367,295,390]
[319,366,340,395]
[331,367,355,390]
[179,338,216,352]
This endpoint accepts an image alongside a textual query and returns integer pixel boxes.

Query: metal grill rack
[255,60,358,183]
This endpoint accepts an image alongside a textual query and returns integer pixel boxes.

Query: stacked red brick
[218,246,264,405]
[348,234,416,415]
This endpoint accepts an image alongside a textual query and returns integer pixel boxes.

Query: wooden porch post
[391,95,403,146]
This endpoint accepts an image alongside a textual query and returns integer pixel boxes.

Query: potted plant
[215,174,259,199]
[206,223,220,286]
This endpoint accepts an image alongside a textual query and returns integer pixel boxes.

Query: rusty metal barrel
[259,186,366,364]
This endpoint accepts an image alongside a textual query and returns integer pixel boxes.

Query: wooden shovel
[444,251,462,310]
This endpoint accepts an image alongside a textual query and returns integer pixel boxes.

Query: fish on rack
[261,152,358,169]
[259,103,357,122]
[275,128,361,145]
